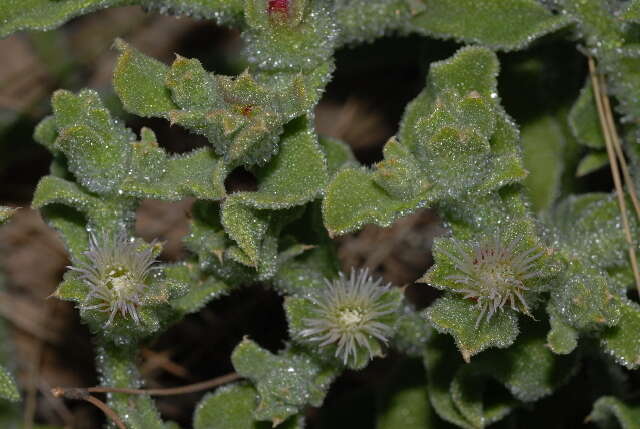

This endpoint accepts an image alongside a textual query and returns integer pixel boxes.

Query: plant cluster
[1,0,640,428]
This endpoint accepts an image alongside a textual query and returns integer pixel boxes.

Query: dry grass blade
[52,371,240,399]
[588,56,640,295]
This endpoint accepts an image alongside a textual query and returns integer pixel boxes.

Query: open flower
[434,234,545,327]
[298,268,402,368]
[69,231,157,326]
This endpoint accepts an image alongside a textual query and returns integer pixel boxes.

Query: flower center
[339,308,363,326]
[106,265,135,294]
[478,262,518,293]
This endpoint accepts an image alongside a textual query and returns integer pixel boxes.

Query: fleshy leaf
[576,152,609,177]
[221,197,270,266]
[601,298,640,370]
[568,79,605,149]
[376,359,439,429]
[472,324,578,402]
[318,136,356,178]
[449,367,514,428]
[97,344,166,429]
[32,175,134,249]
[546,307,579,355]
[40,89,224,200]
[0,0,127,37]
[520,115,565,213]
[234,118,329,209]
[550,193,637,270]
[423,334,474,429]
[408,0,571,51]
[0,0,244,38]
[322,167,436,236]
[194,383,268,429]
[324,46,527,236]
[113,39,177,117]
[120,147,226,201]
[547,260,621,333]
[588,396,640,429]
[0,366,19,402]
[400,46,526,197]
[243,0,337,73]
[0,207,16,225]
[165,263,233,314]
[114,40,323,166]
[425,294,519,362]
[231,339,336,425]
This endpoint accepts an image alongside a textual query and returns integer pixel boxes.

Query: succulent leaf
[588,396,640,429]
[231,339,337,425]
[408,0,571,51]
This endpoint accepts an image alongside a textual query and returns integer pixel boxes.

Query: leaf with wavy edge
[0,0,243,38]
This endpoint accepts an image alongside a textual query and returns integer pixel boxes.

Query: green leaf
[324,47,529,236]
[474,324,578,402]
[589,397,640,429]
[576,152,609,177]
[243,0,336,72]
[425,294,519,362]
[322,167,436,236]
[0,0,244,37]
[392,307,434,358]
[0,207,16,225]
[400,47,526,197]
[33,115,58,153]
[622,0,640,23]
[0,366,19,402]
[408,0,571,51]
[231,339,337,425]
[53,273,89,303]
[114,40,323,166]
[272,244,339,296]
[335,0,418,46]
[520,115,565,213]
[113,39,177,117]
[165,263,233,314]
[376,359,440,429]
[561,0,640,122]
[50,89,134,194]
[96,344,166,429]
[318,136,356,178]
[568,79,605,149]
[0,0,127,37]
[234,118,328,209]
[546,307,579,355]
[423,334,474,429]
[551,193,637,270]
[449,367,514,428]
[601,298,640,370]
[120,147,226,200]
[41,89,224,200]
[32,176,135,251]
[194,383,269,429]
[547,260,621,332]
[373,137,431,200]
[221,197,270,266]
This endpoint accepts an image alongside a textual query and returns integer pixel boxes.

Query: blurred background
[0,5,591,428]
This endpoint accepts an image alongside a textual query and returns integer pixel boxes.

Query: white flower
[441,234,544,327]
[300,268,399,367]
[69,232,156,326]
